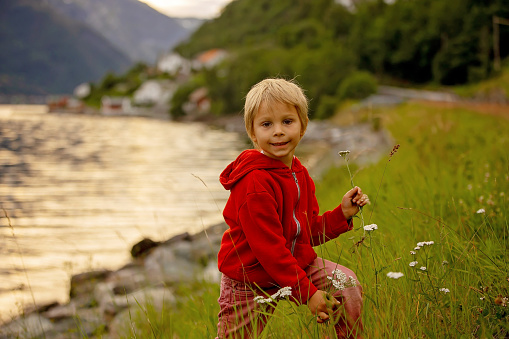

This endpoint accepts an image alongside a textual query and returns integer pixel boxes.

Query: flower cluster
[439,288,450,294]
[363,224,378,232]
[327,269,358,291]
[254,286,292,304]
[387,272,404,279]
[414,240,434,251]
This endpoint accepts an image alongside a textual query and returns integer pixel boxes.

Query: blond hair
[244,78,309,143]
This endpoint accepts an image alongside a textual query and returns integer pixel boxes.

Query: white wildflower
[327,269,357,291]
[414,246,421,251]
[420,266,427,271]
[480,296,485,300]
[254,286,292,304]
[409,261,418,267]
[410,251,416,255]
[271,286,292,299]
[386,272,404,279]
[363,224,378,232]
[338,150,351,157]
[476,208,485,214]
[442,260,449,266]
[439,288,450,294]
[467,184,473,190]
[417,241,434,247]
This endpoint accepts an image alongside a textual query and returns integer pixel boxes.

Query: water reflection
[0,112,242,321]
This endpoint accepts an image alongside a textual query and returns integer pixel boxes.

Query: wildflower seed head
[338,150,351,158]
[389,144,400,160]
[387,272,404,279]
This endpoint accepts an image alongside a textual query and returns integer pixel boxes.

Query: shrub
[337,71,377,101]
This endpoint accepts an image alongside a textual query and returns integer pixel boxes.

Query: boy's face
[251,101,305,168]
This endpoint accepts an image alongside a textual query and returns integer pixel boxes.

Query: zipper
[291,172,301,255]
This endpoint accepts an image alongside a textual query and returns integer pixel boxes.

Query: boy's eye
[283,119,293,125]
[261,122,271,127]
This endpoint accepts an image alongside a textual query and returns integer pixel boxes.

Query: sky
[139,0,234,19]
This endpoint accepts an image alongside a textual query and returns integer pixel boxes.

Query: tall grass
[102,102,509,338]
[315,102,509,337]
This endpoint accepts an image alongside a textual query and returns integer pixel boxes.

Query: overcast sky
[139,0,234,19]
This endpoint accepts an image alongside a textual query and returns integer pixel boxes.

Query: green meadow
[117,101,509,338]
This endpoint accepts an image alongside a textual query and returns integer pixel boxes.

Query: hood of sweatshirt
[220,149,303,190]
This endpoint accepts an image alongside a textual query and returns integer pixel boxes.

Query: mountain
[45,0,203,64]
[0,0,132,95]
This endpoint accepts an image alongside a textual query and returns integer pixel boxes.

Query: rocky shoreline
[0,223,227,339]
[0,115,393,338]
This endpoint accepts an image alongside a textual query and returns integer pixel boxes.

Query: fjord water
[0,111,242,321]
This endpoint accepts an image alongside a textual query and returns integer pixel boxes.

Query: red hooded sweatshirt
[218,149,352,303]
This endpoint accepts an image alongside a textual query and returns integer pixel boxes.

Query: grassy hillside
[112,101,508,337]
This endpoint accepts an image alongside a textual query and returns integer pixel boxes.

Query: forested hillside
[0,0,131,94]
[173,0,509,118]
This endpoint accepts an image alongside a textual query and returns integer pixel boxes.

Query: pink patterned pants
[216,258,363,338]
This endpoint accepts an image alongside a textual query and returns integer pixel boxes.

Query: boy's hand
[341,186,369,219]
[308,290,341,323]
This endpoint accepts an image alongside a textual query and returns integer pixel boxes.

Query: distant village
[48,48,229,118]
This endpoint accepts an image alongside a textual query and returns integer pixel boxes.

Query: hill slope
[46,0,199,64]
[0,0,132,95]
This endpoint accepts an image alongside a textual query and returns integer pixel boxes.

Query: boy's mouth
[271,141,289,146]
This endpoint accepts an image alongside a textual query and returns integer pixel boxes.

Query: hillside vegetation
[169,0,509,118]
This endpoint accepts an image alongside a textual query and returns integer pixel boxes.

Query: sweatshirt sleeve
[239,185,317,304]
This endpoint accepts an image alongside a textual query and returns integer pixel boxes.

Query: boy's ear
[300,118,309,137]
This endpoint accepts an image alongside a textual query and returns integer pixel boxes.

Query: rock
[94,281,176,317]
[70,269,112,298]
[22,301,60,316]
[201,260,221,283]
[160,231,192,246]
[0,314,54,339]
[144,245,198,285]
[106,264,149,295]
[43,302,77,321]
[130,238,160,258]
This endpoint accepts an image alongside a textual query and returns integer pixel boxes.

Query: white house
[156,52,191,76]
[132,80,178,106]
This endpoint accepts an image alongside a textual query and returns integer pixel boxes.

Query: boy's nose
[273,124,284,136]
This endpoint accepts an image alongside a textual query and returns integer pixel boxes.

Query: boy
[216,78,367,338]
